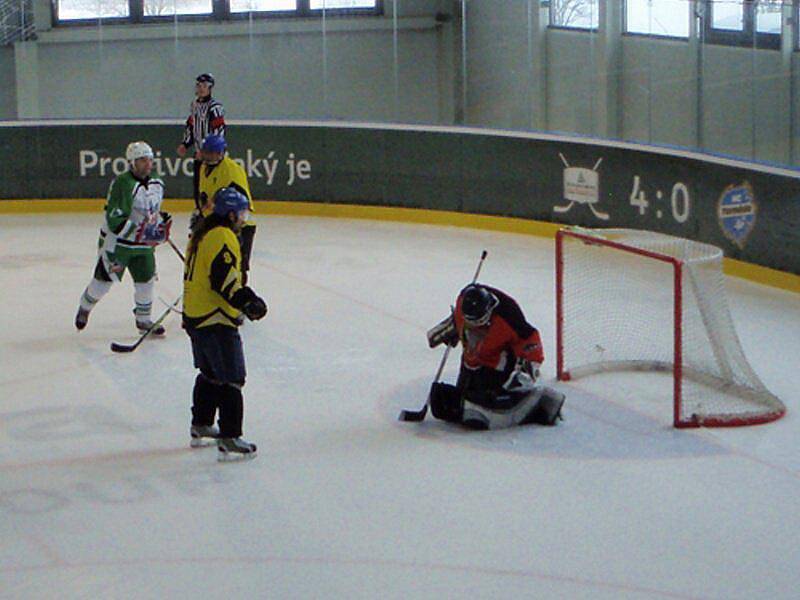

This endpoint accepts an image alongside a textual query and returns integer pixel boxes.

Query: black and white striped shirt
[181,96,226,152]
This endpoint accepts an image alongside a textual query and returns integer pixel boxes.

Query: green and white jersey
[99,170,165,256]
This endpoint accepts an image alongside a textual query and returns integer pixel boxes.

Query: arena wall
[1,120,797,291]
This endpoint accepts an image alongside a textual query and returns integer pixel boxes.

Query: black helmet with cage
[461,285,498,327]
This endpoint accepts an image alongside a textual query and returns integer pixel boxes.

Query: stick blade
[398,406,428,422]
[110,342,136,353]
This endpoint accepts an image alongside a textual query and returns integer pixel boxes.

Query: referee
[177,73,226,208]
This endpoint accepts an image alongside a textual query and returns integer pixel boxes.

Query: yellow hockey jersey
[198,157,254,217]
[183,225,244,329]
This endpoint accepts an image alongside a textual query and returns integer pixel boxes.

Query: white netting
[558,228,785,427]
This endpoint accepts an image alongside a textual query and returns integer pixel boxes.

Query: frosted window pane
[756,0,782,34]
[230,0,297,12]
[58,0,129,20]
[550,0,599,30]
[625,0,689,38]
[711,0,744,31]
[309,1,376,8]
[143,0,213,16]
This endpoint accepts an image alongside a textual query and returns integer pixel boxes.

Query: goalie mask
[461,285,498,327]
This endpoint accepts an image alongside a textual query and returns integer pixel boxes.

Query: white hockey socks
[133,280,155,323]
[80,278,112,312]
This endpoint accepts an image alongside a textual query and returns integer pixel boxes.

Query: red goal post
[555,227,785,428]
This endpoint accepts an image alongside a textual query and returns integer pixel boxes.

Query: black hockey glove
[231,286,268,321]
[242,296,267,321]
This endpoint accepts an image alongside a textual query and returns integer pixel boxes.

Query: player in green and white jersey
[75,141,173,334]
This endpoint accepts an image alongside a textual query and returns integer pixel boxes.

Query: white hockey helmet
[126,141,154,164]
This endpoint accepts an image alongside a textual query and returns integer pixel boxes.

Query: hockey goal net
[556,228,785,428]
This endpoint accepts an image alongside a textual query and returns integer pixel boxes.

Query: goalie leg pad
[429,382,463,423]
[463,390,537,430]
[520,386,566,426]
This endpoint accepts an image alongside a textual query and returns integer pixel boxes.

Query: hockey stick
[398,250,488,422]
[398,343,452,422]
[157,295,183,315]
[167,238,186,263]
[110,294,182,353]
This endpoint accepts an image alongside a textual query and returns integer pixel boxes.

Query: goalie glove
[515,358,541,382]
[503,368,537,394]
[427,314,459,348]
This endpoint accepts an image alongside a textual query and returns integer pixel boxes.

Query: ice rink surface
[1,213,799,599]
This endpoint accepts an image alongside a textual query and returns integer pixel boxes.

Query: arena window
[624,0,690,38]
[549,0,600,30]
[53,0,380,24]
[702,0,782,50]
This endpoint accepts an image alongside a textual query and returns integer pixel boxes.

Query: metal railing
[0,0,35,46]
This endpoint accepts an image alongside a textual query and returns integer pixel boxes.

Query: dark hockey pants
[187,325,247,438]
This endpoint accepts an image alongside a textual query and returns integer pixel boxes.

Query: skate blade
[217,450,258,463]
[190,438,217,448]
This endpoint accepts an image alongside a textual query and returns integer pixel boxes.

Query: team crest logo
[717,182,757,249]
[554,153,609,220]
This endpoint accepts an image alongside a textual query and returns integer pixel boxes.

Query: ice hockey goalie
[427,284,565,430]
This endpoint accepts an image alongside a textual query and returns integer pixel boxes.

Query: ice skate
[75,306,90,331]
[190,424,219,448]
[217,437,257,462]
[136,319,166,336]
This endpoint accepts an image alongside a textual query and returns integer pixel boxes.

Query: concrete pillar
[14,41,39,119]
[594,0,622,138]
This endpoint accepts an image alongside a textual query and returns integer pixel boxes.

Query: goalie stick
[398,250,488,422]
[398,342,452,422]
[110,295,182,353]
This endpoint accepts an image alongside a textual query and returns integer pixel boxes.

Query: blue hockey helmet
[213,187,249,218]
[461,285,498,327]
[201,134,226,154]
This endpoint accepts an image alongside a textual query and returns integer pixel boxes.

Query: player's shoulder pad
[111,171,137,193]
[222,156,246,176]
[205,224,240,248]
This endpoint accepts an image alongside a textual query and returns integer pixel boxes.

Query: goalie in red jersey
[426,284,565,430]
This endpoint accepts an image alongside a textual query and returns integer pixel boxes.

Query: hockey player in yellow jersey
[184,187,267,461]
[194,134,257,285]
